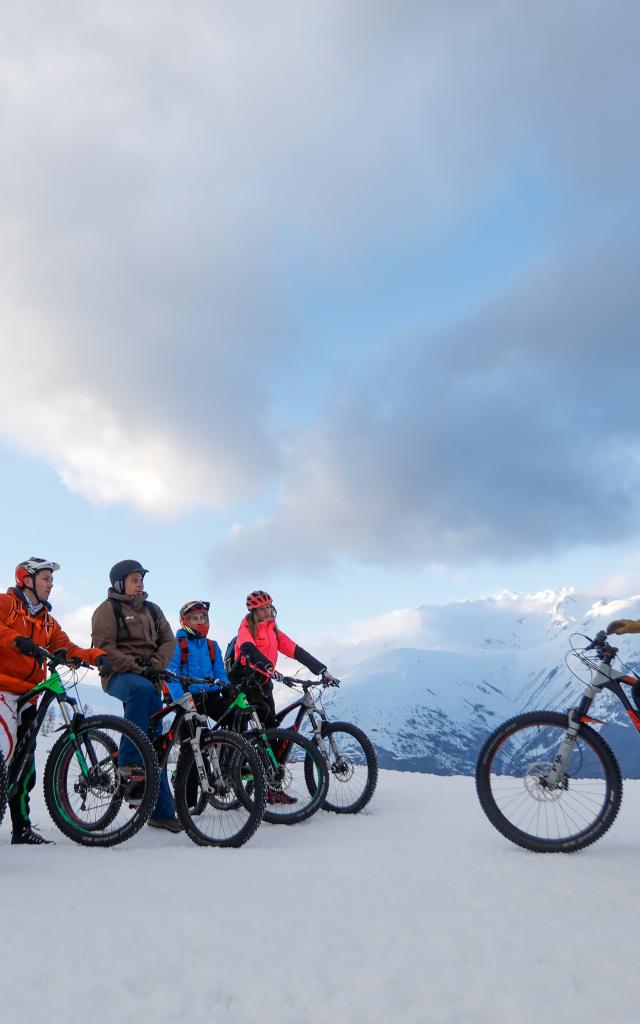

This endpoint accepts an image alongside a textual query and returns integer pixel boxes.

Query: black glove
[14,636,40,658]
[96,654,113,677]
[136,656,152,669]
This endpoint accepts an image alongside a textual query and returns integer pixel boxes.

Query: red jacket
[234,617,296,669]
[0,588,103,695]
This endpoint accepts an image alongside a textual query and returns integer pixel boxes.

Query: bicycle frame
[274,685,329,748]
[150,689,258,793]
[8,672,89,800]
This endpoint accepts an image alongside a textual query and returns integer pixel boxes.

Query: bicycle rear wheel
[475,711,622,853]
[174,729,266,847]
[44,715,160,847]
[250,728,329,825]
[306,721,378,814]
[0,751,6,827]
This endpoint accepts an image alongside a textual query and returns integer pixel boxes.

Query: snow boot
[11,826,54,845]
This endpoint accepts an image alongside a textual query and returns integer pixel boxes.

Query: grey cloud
[0,2,638,518]
[211,228,640,572]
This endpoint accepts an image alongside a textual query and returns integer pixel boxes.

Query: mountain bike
[274,674,378,814]
[10,647,160,846]
[475,630,639,853]
[0,751,6,827]
[194,671,330,825]
[150,670,266,847]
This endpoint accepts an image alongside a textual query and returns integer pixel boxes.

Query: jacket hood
[107,588,149,611]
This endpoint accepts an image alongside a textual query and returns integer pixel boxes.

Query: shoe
[267,787,298,805]
[11,826,54,846]
[119,764,146,806]
[148,817,184,833]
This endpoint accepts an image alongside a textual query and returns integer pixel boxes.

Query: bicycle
[196,670,330,825]
[149,670,267,847]
[0,751,6,827]
[475,629,639,853]
[9,647,160,846]
[274,674,378,814]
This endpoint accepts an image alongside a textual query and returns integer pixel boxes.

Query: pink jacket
[234,617,296,668]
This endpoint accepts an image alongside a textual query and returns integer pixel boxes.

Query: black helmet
[110,559,148,594]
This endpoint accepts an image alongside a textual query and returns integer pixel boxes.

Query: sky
[1,1,640,662]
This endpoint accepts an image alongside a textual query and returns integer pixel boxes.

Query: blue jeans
[106,672,175,821]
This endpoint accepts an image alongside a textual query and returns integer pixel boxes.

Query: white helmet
[15,557,60,589]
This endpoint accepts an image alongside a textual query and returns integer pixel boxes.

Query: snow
[2,766,640,1024]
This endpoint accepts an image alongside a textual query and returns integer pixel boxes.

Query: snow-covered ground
[2,767,640,1024]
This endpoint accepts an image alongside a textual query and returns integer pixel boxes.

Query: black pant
[9,703,37,830]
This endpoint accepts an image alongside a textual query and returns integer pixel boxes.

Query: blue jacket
[165,629,230,701]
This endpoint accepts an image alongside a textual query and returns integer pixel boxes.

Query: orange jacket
[0,588,103,695]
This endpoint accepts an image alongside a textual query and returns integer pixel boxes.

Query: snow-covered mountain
[55,587,640,777]
[317,588,640,776]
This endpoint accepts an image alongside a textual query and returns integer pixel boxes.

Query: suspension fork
[249,711,281,768]
[544,685,599,786]
[57,702,92,777]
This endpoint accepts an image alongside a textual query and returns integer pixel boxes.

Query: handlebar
[585,630,618,657]
[33,644,94,672]
[161,668,227,693]
[276,673,341,690]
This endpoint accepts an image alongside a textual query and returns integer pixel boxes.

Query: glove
[322,671,340,686]
[14,636,40,658]
[136,656,152,669]
[96,654,113,677]
[607,619,640,635]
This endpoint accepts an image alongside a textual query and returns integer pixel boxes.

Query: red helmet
[246,590,273,611]
[179,600,210,638]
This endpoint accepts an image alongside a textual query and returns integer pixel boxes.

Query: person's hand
[14,636,40,658]
[607,619,640,635]
[322,671,339,686]
[136,655,152,669]
[96,654,113,677]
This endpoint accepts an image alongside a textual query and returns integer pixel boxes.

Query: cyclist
[91,560,181,834]
[164,601,230,717]
[231,591,336,806]
[0,557,110,845]
[233,590,336,728]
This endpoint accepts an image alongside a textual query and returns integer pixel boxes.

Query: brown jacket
[91,590,176,690]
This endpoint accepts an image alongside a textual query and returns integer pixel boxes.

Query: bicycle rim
[259,728,328,825]
[44,716,160,846]
[311,722,378,814]
[175,731,266,847]
[476,712,621,852]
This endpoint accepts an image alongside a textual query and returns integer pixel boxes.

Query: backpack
[224,635,238,678]
[109,598,161,638]
[178,636,218,675]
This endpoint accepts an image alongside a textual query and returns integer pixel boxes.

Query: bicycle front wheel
[476,711,622,853]
[44,715,160,847]
[306,721,378,814]
[0,751,6,827]
[174,729,266,847]
[251,728,329,825]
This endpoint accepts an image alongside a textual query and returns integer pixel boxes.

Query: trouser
[9,703,37,830]
[245,682,277,729]
[106,672,175,820]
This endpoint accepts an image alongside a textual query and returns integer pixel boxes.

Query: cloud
[1,1,639,546]
[213,230,640,571]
